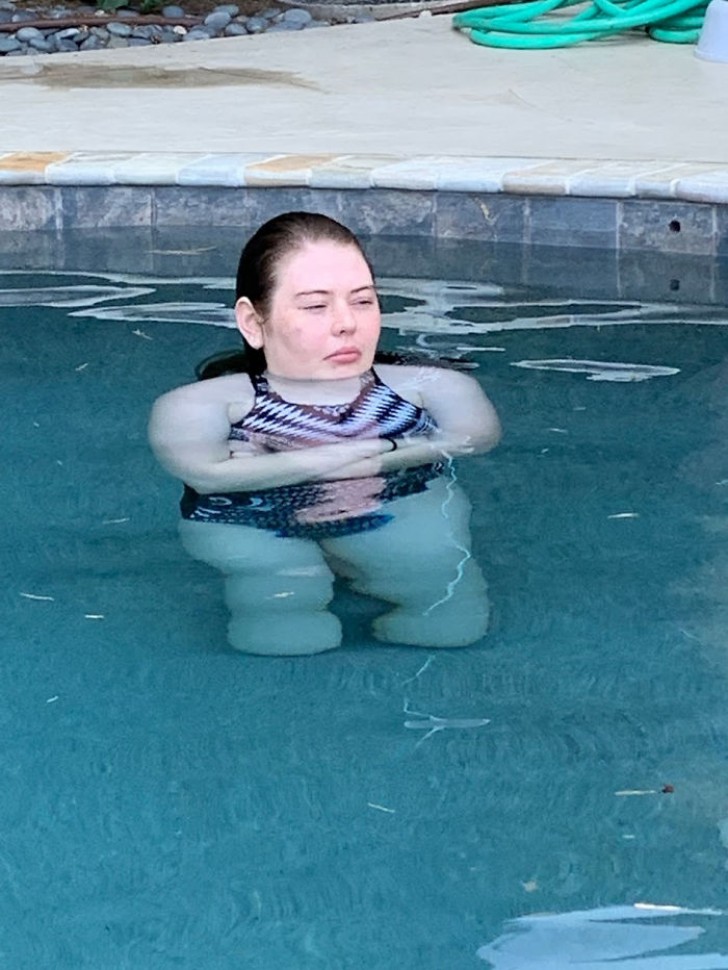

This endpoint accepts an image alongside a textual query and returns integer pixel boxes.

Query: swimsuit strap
[250,371,270,396]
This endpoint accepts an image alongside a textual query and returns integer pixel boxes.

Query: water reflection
[477,904,728,968]
[179,466,491,655]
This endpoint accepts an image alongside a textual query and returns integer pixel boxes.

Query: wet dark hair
[196,213,471,379]
[236,211,372,311]
[234,212,373,373]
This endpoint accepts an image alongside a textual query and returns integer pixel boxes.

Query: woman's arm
[148,377,394,494]
[324,365,501,479]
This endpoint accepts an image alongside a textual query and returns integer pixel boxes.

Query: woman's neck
[264,370,367,405]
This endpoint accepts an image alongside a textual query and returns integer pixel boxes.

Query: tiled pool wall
[4,223,727,310]
[2,184,727,257]
[1,151,727,304]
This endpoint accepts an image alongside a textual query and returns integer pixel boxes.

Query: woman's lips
[327,348,361,363]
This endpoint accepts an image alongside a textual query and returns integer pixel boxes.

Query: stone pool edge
[2,151,727,255]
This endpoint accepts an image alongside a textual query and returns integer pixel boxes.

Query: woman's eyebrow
[294,285,376,298]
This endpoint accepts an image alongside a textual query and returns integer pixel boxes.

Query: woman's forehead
[276,241,372,290]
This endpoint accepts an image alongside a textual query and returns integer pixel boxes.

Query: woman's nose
[333,303,356,333]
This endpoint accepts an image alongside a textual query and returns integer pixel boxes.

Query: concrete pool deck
[1,13,728,241]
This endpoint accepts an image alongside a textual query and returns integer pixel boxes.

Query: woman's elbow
[464,417,502,455]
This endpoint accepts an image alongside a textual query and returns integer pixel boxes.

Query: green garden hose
[453,0,708,48]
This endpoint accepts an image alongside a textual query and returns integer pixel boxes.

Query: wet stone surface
[0,0,365,55]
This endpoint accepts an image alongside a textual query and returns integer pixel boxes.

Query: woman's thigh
[321,477,475,576]
[179,519,330,576]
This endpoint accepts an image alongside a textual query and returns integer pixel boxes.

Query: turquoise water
[2,237,728,968]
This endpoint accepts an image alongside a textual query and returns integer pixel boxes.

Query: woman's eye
[354,299,375,307]
[303,304,326,311]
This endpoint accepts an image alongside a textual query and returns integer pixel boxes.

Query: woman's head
[234,212,381,380]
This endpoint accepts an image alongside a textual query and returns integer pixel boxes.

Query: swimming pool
[3,230,728,968]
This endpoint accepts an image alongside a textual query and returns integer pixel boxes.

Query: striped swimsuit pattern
[228,368,438,450]
[181,368,441,539]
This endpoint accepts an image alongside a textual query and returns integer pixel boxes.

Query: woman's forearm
[183,437,393,494]
[324,430,496,481]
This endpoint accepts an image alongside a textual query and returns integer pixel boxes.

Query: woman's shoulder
[154,372,255,410]
[374,361,479,396]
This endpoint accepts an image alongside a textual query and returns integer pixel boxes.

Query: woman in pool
[149,211,501,655]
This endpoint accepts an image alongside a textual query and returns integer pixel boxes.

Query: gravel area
[0,0,376,55]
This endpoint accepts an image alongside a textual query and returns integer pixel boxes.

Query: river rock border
[0,1,353,56]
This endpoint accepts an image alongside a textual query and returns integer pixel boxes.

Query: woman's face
[236,240,381,381]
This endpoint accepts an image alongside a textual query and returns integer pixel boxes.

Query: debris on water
[75,362,89,371]
[662,784,675,794]
[615,788,658,796]
[403,699,490,746]
[400,655,434,685]
[84,614,105,620]
[455,345,506,353]
[46,696,59,704]
[132,328,153,340]
[608,512,639,519]
[102,517,130,524]
[511,359,680,382]
[20,592,55,601]
[367,802,396,814]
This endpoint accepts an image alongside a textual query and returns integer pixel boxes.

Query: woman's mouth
[327,348,361,363]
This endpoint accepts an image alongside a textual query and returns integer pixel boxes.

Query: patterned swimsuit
[180,368,442,539]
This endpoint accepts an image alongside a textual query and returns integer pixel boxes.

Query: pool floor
[2,235,728,969]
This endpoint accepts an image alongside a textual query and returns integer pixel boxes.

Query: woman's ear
[235,297,264,349]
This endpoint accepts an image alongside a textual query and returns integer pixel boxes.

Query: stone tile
[244,154,338,186]
[632,163,720,199]
[618,200,717,255]
[309,155,403,190]
[503,160,595,196]
[231,187,320,228]
[528,197,618,249]
[0,152,69,184]
[367,235,438,278]
[370,158,451,190]
[433,157,543,192]
[45,152,141,186]
[435,192,526,243]
[154,186,256,227]
[522,245,619,298]
[618,250,717,304]
[60,228,159,276]
[0,187,59,231]
[0,229,62,270]
[566,161,668,199]
[675,171,728,204]
[715,204,728,261]
[432,237,526,289]
[712,252,728,302]
[177,154,279,187]
[148,226,242,280]
[335,189,435,237]
[111,153,210,184]
[59,186,153,229]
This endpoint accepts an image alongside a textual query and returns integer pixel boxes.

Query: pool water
[2,237,728,969]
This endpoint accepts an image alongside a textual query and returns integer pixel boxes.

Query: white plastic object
[696,0,728,61]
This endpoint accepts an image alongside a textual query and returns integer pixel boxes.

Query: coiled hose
[453,0,708,48]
